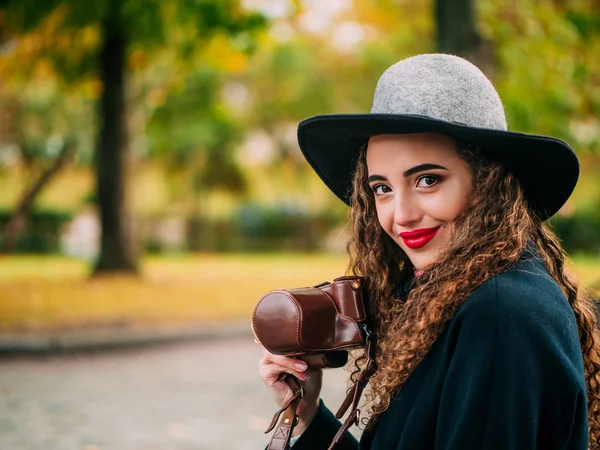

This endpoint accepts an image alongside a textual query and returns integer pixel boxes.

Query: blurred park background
[0,1,599,341]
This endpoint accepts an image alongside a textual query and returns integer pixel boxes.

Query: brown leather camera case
[253,276,375,450]
[252,276,368,360]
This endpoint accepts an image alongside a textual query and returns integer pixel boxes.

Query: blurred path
[0,337,356,450]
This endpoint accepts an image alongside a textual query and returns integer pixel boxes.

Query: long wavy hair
[346,141,600,448]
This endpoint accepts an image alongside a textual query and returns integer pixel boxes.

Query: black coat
[289,253,589,449]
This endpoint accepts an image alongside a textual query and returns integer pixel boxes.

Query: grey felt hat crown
[297,53,579,220]
[371,54,507,130]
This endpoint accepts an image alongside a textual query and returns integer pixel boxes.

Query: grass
[0,253,348,332]
[0,253,598,333]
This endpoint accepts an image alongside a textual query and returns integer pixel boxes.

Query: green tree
[147,68,247,250]
[435,0,494,76]
[0,0,264,273]
[0,7,97,252]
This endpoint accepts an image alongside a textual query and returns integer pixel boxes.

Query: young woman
[258,54,600,449]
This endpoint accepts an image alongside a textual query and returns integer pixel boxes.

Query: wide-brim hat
[297,53,579,221]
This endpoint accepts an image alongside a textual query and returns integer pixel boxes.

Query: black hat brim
[298,113,579,221]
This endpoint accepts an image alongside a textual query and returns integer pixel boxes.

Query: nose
[392,192,421,229]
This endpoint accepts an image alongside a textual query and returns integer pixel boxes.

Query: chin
[405,250,438,272]
[392,236,440,271]
[402,237,448,271]
[411,257,433,271]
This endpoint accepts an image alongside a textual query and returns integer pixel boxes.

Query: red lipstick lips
[399,226,441,249]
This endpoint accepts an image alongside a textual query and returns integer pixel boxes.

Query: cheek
[428,185,470,221]
[375,203,395,237]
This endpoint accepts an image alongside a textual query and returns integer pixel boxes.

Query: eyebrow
[367,163,449,184]
[403,163,448,177]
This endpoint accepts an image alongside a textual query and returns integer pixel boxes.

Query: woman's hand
[258,348,323,436]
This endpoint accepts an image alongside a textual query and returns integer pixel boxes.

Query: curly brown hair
[345,141,600,448]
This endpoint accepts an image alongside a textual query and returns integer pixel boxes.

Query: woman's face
[366,133,473,271]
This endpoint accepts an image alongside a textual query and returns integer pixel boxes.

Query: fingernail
[295,361,307,370]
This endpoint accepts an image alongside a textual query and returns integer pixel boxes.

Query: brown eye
[372,184,392,195]
[416,175,439,188]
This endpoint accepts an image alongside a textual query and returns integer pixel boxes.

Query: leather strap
[265,329,376,450]
[335,334,376,419]
[266,375,303,450]
[328,333,377,450]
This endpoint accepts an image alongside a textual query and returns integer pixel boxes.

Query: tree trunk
[93,4,138,274]
[0,144,74,253]
[435,0,495,77]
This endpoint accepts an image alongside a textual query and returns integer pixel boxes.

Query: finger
[261,351,308,373]
[259,362,310,383]
[260,361,309,382]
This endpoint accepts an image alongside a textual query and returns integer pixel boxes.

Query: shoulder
[455,255,578,334]
[445,255,585,382]
[445,254,586,396]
